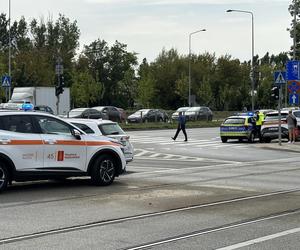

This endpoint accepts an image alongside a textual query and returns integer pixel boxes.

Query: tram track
[0,188,299,245]
[1,162,300,209]
[123,208,300,250]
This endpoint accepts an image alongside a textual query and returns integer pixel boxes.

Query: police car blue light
[21,103,34,111]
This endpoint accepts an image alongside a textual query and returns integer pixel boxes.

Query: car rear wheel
[221,137,228,143]
[0,163,9,192]
[91,154,116,186]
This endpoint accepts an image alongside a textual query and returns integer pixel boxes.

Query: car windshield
[265,113,288,121]
[71,122,95,134]
[98,123,125,135]
[223,118,245,124]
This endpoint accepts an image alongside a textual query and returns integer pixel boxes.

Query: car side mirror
[72,129,81,140]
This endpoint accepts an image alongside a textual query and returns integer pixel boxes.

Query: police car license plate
[269,127,278,131]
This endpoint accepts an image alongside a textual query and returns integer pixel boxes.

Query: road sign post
[273,71,286,146]
[278,86,282,146]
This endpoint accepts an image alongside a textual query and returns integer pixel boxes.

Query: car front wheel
[91,155,116,186]
[0,163,9,192]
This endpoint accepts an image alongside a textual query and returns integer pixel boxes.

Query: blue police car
[220,112,258,143]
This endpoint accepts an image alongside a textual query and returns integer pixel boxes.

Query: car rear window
[98,123,124,135]
[265,113,288,121]
[223,118,245,124]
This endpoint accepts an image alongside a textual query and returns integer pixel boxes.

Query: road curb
[256,144,300,153]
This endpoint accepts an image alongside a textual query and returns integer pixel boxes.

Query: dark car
[67,108,104,119]
[116,107,127,122]
[127,109,167,123]
[92,106,123,122]
[185,106,213,121]
[33,105,54,114]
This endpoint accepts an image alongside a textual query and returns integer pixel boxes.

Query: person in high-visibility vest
[255,110,264,141]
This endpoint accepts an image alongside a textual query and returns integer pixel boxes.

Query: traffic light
[271,86,279,100]
[55,85,64,96]
[55,75,64,96]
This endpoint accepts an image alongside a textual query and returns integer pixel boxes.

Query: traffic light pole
[278,86,282,146]
[56,73,60,115]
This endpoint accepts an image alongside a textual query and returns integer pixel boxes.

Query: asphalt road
[1,127,299,250]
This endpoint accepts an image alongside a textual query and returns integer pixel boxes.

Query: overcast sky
[1,0,293,63]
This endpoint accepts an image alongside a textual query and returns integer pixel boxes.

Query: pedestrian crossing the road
[129,135,249,149]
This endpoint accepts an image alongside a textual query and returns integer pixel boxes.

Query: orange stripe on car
[9,140,44,145]
[6,139,117,147]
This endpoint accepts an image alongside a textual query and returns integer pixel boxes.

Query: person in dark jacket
[172,111,188,141]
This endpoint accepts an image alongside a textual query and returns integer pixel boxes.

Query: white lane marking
[133,149,238,163]
[148,153,161,158]
[215,227,300,250]
[134,150,149,157]
[160,139,211,145]
[177,141,219,146]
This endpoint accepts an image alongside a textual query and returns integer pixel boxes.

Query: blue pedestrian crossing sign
[1,76,11,87]
[274,71,286,85]
[289,93,299,105]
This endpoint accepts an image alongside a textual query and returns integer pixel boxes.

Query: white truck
[1,87,70,115]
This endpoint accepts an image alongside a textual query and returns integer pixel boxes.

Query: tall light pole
[227,9,255,111]
[188,29,206,107]
[8,0,11,100]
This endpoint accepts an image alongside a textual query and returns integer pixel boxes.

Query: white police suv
[0,111,127,192]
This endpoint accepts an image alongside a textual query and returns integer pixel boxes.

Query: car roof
[64,118,116,125]
[266,110,289,115]
[70,108,91,111]
[0,111,54,116]
[225,115,249,119]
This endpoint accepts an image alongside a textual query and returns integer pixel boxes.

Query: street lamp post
[188,29,206,107]
[8,0,11,100]
[227,9,255,111]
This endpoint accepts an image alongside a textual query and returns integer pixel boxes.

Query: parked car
[92,106,125,122]
[65,118,134,163]
[171,107,190,121]
[127,109,167,123]
[185,106,213,121]
[0,111,127,192]
[67,108,104,119]
[116,107,127,122]
[34,105,54,114]
[261,109,300,142]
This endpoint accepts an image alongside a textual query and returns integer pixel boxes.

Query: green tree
[288,0,300,59]
[71,71,102,107]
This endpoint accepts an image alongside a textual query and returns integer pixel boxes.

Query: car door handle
[0,139,11,144]
[44,139,57,145]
